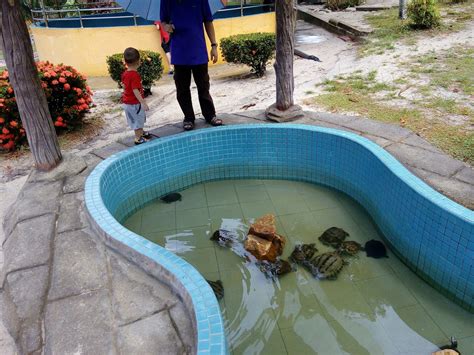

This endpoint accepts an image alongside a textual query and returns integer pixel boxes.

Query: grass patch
[311,72,474,164]
[360,4,474,56]
[409,47,474,95]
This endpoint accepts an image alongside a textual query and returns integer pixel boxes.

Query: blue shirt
[160,0,213,66]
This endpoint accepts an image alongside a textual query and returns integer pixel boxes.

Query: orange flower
[51,80,59,85]
[9,120,18,128]
[77,98,85,104]
[7,87,13,94]
[54,121,62,127]
[59,77,66,83]
[64,83,71,91]
[2,127,9,134]
[0,117,4,124]
[3,140,14,150]
[57,116,63,122]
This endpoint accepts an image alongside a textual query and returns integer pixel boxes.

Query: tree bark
[1,0,62,171]
[274,0,295,110]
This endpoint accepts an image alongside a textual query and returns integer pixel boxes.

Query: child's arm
[133,89,149,111]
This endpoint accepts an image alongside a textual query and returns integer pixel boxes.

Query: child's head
[124,47,140,66]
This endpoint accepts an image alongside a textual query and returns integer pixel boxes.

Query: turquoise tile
[355,274,419,310]
[205,181,239,207]
[235,184,270,203]
[176,207,210,229]
[176,184,208,211]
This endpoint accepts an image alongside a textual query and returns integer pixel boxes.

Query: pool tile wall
[86,124,474,354]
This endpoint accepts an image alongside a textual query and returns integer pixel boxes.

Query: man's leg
[174,65,195,123]
[192,64,217,121]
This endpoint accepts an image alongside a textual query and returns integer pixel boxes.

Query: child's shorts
[123,103,146,130]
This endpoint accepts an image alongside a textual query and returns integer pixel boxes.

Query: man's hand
[210,46,218,64]
[162,22,174,33]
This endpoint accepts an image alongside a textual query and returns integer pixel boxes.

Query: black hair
[123,47,140,64]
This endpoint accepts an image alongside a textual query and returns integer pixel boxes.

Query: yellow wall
[32,13,275,77]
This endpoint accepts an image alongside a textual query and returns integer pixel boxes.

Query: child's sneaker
[134,136,150,145]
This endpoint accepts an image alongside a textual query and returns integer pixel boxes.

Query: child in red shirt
[122,47,151,145]
[154,21,173,75]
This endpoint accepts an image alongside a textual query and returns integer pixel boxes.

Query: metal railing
[30,1,273,28]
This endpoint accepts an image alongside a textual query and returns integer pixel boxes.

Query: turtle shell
[338,240,363,256]
[304,251,345,279]
[318,227,349,248]
[289,243,318,264]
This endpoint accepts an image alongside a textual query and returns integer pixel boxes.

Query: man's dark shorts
[161,39,170,54]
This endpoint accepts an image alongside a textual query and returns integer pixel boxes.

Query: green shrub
[0,61,92,151]
[220,33,276,77]
[106,50,163,90]
[326,0,361,10]
[407,0,441,29]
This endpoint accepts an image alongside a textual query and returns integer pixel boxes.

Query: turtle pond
[123,179,473,355]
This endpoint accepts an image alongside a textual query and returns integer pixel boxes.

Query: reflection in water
[123,180,472,354]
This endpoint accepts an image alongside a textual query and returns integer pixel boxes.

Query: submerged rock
[244,214,286,262]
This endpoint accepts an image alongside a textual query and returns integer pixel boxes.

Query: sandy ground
[0,16,473,352]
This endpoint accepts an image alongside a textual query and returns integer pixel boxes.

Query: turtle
[438,336,461,355]
[318,227,349,248]
[258,259,294,279]
[206,279,224,300]
[302,251,347,280]
[364,239,389,259]
[337,240,363,256]
[289,243,318,264]
[160,192,182,203]
[210,229,234,247]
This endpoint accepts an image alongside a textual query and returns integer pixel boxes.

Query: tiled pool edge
[85,124,473,354]
[84,179,227,355]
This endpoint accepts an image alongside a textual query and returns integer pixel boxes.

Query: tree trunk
[1,0,62,171]
[265,0,303,122]
[399,0,407,20]
[274,0,295,110]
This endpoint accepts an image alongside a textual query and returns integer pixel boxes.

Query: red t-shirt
[121,70,143,105]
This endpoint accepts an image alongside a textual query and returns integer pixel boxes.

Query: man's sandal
[142,131,152,139]
[206,117,223,126]
[183,121,194,131]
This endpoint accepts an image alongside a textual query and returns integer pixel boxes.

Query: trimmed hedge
[106,50,163,90]
[220,32,276,77]
[0,61,92,151]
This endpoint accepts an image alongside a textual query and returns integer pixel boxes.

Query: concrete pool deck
[1,110,472,354]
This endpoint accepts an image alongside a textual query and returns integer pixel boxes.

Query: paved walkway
[0,110,472,354]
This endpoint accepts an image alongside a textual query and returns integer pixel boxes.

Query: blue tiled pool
[85,124,474,354]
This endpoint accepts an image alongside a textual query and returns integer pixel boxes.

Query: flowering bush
[0,61,93,151]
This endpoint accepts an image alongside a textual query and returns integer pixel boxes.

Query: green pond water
[123,179,474,355]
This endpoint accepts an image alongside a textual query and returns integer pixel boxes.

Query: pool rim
[84,123,473,355]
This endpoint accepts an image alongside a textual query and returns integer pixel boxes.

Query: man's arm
[204,21,218,64]
[160,0,174,33]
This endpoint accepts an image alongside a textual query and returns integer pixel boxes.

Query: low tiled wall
[85,124,473,353]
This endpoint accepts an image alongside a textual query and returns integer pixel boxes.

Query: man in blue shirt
[161,0,223,130]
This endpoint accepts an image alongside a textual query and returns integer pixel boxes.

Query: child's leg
[134,128,144,140]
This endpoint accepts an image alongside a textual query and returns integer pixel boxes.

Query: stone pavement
[297,0,399,37]
[0,110,472,354]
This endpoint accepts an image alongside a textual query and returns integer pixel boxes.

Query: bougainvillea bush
[0,61,93,151]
